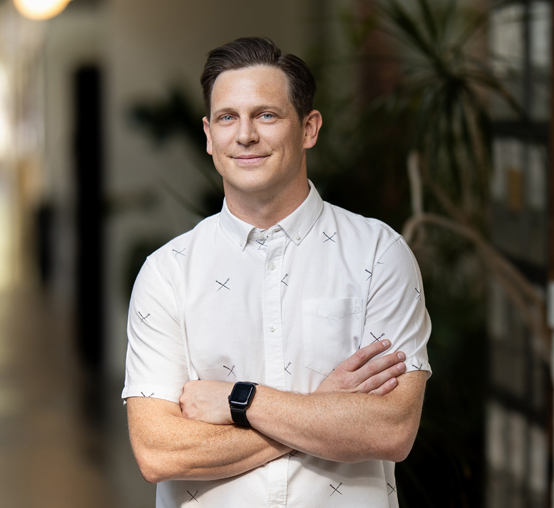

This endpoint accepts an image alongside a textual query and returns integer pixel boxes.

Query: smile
[232,155,269,165]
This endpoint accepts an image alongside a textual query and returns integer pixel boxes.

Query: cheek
[282,133,304,159]
[211,132,234,156]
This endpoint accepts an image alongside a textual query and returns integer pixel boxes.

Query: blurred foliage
[129,86,224,217]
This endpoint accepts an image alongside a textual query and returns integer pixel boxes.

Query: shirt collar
[219,200,255,251]
[219,180,324,251]
[277,180,324,246]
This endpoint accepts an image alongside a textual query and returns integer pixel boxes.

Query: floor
[0,281,156,508]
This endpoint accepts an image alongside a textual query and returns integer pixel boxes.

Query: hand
[180,380,234,425]
[315,340,406,396]
[180,341,406,425]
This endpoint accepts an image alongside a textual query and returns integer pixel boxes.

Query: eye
[260,113,275,120]
[219,114,234,122]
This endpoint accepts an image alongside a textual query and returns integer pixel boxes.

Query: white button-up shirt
[123,182,432,508]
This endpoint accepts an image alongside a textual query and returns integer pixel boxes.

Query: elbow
[385,438,414,463]
[388,423,418,462]
[135,450,166,484]
[140,468,162,485]
[134,445,203,483]
[380,425,418,463]
[134,447,192,484]
[352,444,413,464]
[377,422,418,463]
[349,424,418,463]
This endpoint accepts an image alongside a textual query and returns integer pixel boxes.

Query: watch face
[231,383,255,405]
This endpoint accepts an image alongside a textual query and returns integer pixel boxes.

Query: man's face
[203,65,318,201]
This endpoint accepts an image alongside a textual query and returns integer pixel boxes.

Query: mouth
[232,154,270,165]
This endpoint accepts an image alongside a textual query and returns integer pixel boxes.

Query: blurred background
[0,0,552,507]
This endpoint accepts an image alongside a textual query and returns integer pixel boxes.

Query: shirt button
[256,232,265,240]
[268,325,276,332]
[268,262,276,270]
[295,233,301,241]
[239,240,244,247]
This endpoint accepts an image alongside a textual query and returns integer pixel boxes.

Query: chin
[230,180,274,195]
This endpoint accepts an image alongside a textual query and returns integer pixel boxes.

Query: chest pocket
[302,298,364,376]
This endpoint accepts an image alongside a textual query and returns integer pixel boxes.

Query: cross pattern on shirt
[141,392,154,397]
[172,248,186,257]
[216,278,230,291]
[330,482,343,496]
[187,490,199,502]
[370,332,385,343]
[256,239,266,250]
[138,311,150,323]
[223,365,236,377]
[124,184,432,506]
[415,288,421,300]
[412,363,423,370]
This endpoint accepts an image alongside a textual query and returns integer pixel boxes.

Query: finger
[362,361,406,395]
[339,339,391,372]
[350,350,405,386]
[369,377,398,396]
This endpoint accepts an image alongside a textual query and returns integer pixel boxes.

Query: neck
[224,178,310,230]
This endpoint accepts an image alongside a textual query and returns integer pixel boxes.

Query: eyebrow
[212,104,287,118]
[253,104,286,115]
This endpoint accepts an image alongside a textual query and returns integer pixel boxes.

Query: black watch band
[230,406,252,427]
[228,382,258,428]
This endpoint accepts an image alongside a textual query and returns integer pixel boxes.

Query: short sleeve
[121,259,190,403]
[363,236,432,377]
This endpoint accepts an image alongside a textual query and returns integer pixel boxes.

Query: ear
[203,116,213,155]
[302,110,323,150]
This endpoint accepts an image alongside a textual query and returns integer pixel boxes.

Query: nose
[236,118,259,146]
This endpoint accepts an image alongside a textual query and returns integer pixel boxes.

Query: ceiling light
[13,0,72,21]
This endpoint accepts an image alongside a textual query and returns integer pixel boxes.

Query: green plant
[367,0,547,346]
[129,87,224,217]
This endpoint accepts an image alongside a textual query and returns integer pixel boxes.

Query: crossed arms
[127,339,427,484]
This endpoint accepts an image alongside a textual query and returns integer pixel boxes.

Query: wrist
[228,382,258,427]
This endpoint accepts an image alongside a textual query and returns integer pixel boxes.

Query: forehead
[210,65,292,113]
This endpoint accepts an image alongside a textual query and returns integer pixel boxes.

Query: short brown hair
[201,37,316,121]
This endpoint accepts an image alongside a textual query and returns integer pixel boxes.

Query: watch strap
[230,406,251,427]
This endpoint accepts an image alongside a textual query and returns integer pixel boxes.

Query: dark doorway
[73,65,104,372]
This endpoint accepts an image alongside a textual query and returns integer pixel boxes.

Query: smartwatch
[228,381,258,427]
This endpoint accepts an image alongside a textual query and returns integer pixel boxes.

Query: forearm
[127,397,290,483]
[247,372,426,463]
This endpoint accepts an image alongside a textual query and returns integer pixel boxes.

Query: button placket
[262,233,286,391]
[262,229,289,508]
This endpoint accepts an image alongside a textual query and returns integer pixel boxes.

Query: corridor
[0,280,155,508]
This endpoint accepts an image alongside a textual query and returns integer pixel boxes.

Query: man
[123,37,431,507]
